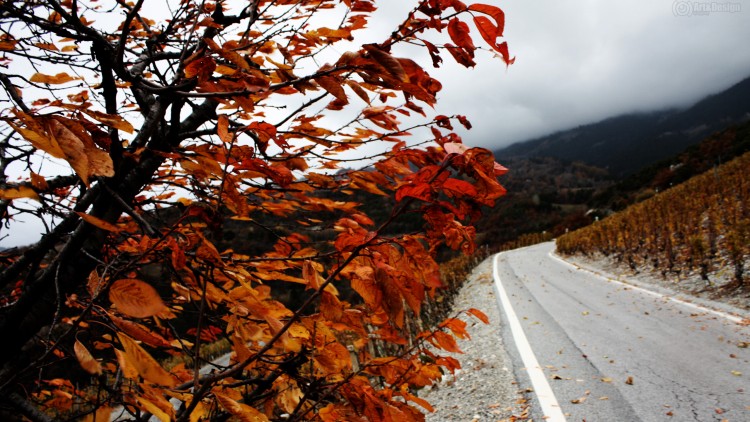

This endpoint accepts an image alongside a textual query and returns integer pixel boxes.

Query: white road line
[547,250,745,324]
[492,253,567,422]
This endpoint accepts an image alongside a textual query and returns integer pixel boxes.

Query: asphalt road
[493,242,750,422]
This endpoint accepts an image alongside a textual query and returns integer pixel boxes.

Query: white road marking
[492,253,567,422]
[547,250,745,324]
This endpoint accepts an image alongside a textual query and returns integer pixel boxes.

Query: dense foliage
[0,1,512,420]
[557,151,750,288]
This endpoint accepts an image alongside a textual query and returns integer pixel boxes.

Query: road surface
[493,242,750,422]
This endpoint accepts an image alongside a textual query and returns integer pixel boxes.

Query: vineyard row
[556,151,750,287]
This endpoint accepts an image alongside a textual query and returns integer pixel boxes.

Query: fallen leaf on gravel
[625,376,634,385]
[731,371,742,376]
[599,396,609,400]
[666,411,674,416]
[737,342,749,348]
[571,397,586,404]
[551,374,563,380]
[601,377,613,383]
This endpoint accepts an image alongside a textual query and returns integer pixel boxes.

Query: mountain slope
[496,74,750,176]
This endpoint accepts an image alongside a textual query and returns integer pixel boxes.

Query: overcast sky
[376,0,750,151]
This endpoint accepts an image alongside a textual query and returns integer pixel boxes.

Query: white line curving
[492,253,567,422]
[546,250,745,325]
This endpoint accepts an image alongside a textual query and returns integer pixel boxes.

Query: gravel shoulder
[419,257,527,422]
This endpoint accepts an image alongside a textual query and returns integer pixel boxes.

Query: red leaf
[444,44,476,68]
[442,178,477,198]
[184,57,216,82]
[447,18,475,53]
[395,182,433,202]
[469,3,506,37]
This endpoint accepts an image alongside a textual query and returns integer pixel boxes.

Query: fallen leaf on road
[731,371,742,376]
[737,342,749,348]
[599,396,609,400]
[625,376,634,385]
[551,374,563,380]
[601,377,613,383]
[666,411,674,416]
[571,397,586,404]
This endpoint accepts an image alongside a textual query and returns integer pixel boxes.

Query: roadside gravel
[419,257,526,422]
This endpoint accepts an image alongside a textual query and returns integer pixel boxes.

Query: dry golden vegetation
[557,152,750,290]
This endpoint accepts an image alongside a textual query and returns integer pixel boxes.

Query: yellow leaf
[117,333,177,387]
[74,340,102,375]
[0,186,39,201]
[214,391,269,422]
[82,110,135,134]
[77,212,122,232]
[114,348,139,380]
[137,396,171,422]
[109,279,168,318]
[30,72,78,84]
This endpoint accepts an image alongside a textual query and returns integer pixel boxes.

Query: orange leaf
[109,279,169,319]
[316,75,348,103]
[217,115,232,143]
[30,172,48,190]
[213,391,270,422]
[432,331,462,353]
[74,340,102,375]
[466,307,489,324]
[440,317,469,339]
[30,72,78,84]
[81,109,134,134]
[110,314,173,348]
[77,212,122,232]
[117,333,177,387]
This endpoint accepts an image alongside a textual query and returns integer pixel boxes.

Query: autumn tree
[0,0,511,420]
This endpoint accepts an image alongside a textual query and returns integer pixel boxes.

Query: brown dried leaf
[74,340,102,375]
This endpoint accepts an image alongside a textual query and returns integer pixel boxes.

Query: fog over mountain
[412,1,750,150]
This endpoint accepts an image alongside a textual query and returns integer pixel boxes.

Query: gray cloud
[417,0,750,150]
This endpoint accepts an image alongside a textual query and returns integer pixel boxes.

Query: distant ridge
[495,74,750,176]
